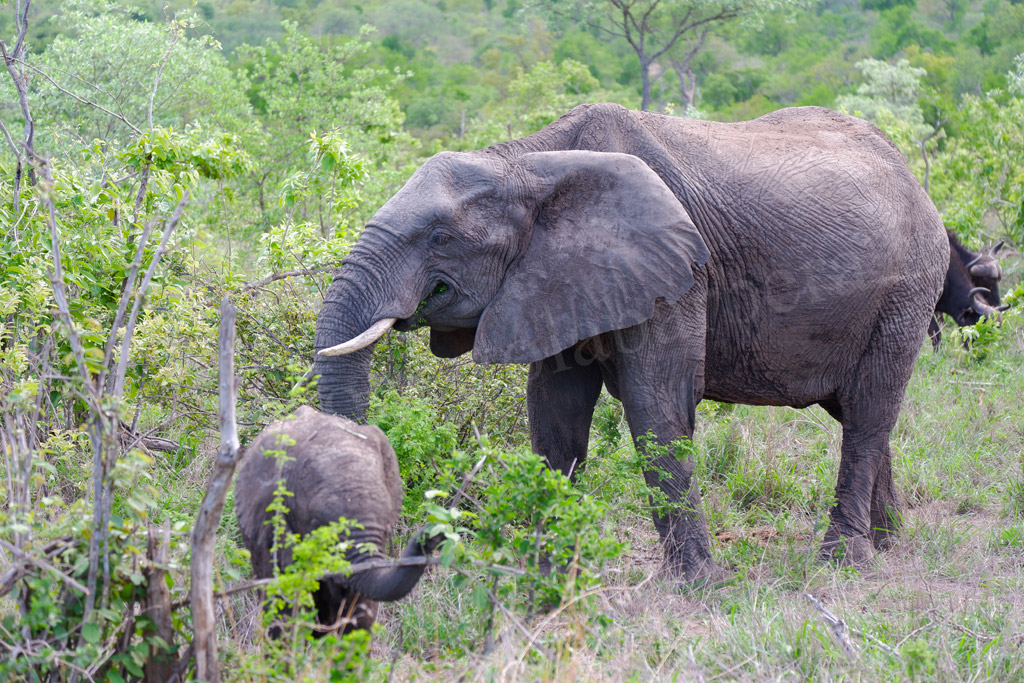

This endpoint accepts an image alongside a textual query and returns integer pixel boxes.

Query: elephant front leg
[610,301,720,582]
[623,375,720,583]
[527,351,604,479]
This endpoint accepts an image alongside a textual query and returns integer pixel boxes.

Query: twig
[169,557,524,611]
[504,575,657,679]
[0,539,89,596]
[112,192,190,399]
[894,620,934,650]
[469,570,553,660]
[190,297,240,683]
[805,593,860,658]
[240,266,336,292]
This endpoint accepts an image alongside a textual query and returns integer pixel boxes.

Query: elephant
[312,103,949,581]
[928,230,1006,347]
[234,405,439,634]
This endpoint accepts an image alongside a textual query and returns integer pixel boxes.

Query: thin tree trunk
[190,298,240,682]
[143,524,177,682]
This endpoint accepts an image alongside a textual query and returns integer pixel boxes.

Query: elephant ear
[473,151,710,364]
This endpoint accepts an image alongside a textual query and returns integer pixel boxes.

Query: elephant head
[930,230,1007,346]
[313,150,710,420]
[234,405,440,634]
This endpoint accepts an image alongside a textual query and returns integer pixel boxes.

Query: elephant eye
[429,228,453,247]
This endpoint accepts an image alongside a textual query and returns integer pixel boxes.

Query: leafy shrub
[427,439,626,613]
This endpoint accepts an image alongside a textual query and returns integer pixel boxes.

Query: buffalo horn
[964,253,983,269]
[317,318,398,356]
[990,240,1005,254]
[969,259,1002,279]
[969,291,1000,319]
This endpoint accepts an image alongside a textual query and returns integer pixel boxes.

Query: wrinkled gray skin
[235,406,437,634]
[314,103,948,581]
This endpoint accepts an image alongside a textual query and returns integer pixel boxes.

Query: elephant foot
[819,526,874,568]
[662,538,728,585]
[870,500,902,551]
[671,557,732,587]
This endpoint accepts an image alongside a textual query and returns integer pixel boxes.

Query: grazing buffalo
[929,231,1006,347]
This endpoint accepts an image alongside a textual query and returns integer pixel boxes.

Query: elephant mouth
[395,281,451,331]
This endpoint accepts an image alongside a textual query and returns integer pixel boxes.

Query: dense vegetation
[1,0,1022,680]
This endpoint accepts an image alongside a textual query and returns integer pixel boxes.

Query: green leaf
[82,622,101,644]
[471,582,490,611]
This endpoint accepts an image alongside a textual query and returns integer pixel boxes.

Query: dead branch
[111,192,190,399]
[143,524,177,682]
[240,266,336,292]
[805,593,859,658]
[0,538,89,596]
[191,297,240,683]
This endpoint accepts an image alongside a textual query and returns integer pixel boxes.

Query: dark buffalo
[929,230,1006,347]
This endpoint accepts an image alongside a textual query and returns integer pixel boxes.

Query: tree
[836,58,946,191]
[528,0,790,111]
[929,56,1024,244]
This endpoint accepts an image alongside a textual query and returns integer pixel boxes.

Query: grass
[360,304,1024,680]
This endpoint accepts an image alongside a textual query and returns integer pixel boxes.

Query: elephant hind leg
[823,303,927,566]
[818,398,900,551]
[869,445,900,550]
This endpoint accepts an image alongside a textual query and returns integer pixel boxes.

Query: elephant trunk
[314,236,423,421]
[313,292,377,421]
[342,528,441,602]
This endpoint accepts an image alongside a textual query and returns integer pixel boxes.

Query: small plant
[421,437,626,646]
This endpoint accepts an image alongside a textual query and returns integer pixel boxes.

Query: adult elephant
[313,103,948,581]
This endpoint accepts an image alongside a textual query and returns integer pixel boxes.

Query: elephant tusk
[317,318,397,356]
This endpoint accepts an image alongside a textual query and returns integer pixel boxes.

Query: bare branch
[10,58,142,135]
[191,297,240,683]
[40,162,94,397]
[0,117,22,216]
[112,192,190,399]
[100,221,156,394]
[240,266,336,292]
[148,22,181,130]
[0,538,90,596]
[2,0,36,197]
